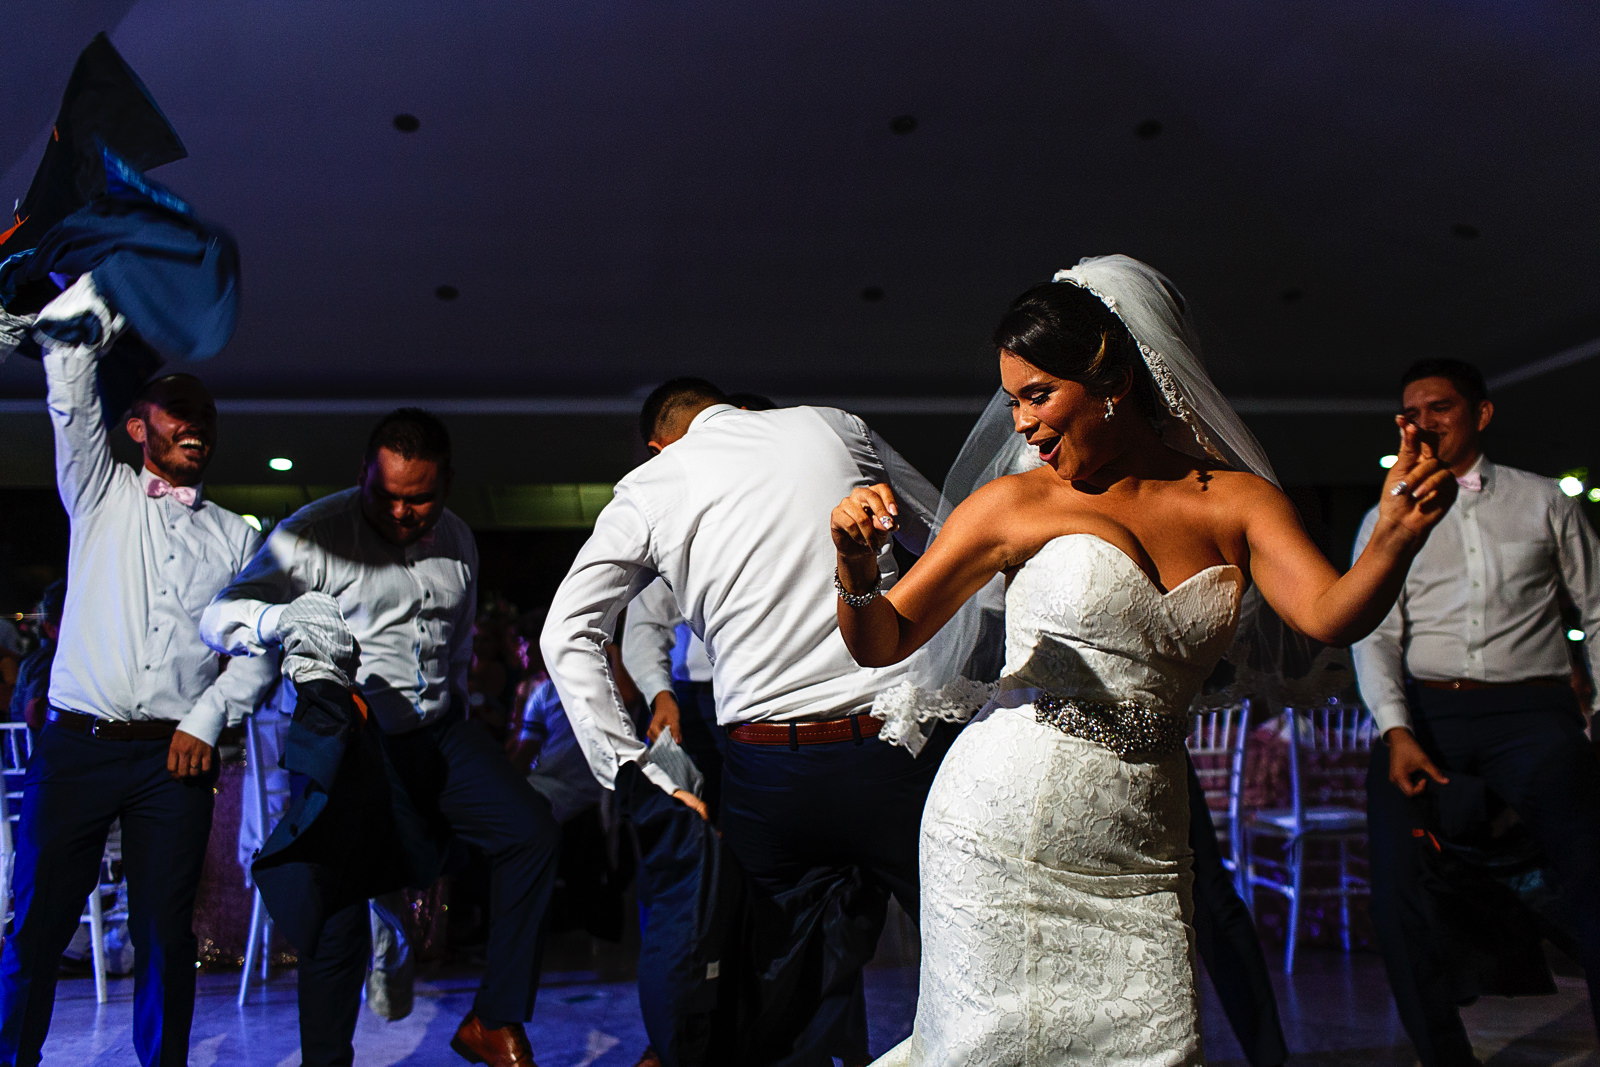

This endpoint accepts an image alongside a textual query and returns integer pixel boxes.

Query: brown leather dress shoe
[632,1048,664,1067]
[450,1012,538,1066]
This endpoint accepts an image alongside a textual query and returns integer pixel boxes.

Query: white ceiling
[2,1,1598,487]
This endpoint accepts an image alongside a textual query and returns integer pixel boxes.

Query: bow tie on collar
[145,474,198,507]
[1457,471,1483,493]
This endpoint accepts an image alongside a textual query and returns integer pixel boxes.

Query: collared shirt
[1352,455,1600,734]
[541,404,939,793]
[621,578,713,706]
[43,345,276,745]
[199,488,478,735]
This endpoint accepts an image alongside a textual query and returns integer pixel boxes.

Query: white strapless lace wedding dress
[875,534,1243,1067]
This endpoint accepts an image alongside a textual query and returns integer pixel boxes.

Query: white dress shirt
[43,345,276,746]
[541,404,939,794]
[621,578,713,706]
[199,488,478,735]
[1352,455,1600,734]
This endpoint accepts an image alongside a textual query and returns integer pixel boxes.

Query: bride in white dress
[829,256,1456,1066]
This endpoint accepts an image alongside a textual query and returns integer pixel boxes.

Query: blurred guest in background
[469,600,530,743]
[7,580,68,733]
[1355,358,1600,1065]
[0,621,21,714]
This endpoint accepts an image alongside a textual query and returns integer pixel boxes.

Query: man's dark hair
[130,373,208,420]
[639,377,727,444]
[365,407,453,470]
[1400,359,1489,408]
[726,391,776,411]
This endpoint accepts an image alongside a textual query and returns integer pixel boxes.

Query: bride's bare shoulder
[1197,467,1281,502]
[1195,468,1299,534]
[938,467,1057,536]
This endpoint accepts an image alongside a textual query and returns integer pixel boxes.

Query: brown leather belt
[727,715,882,747]
[47,707,180,741]
[1416,676,1569,692]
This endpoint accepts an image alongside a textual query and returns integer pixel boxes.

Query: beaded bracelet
[833,568,882,608]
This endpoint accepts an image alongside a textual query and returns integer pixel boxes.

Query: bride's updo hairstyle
[992,281,1159,415]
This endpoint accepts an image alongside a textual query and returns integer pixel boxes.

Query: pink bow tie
[1457,471,1483,493]
[145,476,197,507]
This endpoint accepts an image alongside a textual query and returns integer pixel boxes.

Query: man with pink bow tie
[0,276,276,1067]
[1354,358,1600,1065]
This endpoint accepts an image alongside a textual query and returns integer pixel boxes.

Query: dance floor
[37,945,1599,1066]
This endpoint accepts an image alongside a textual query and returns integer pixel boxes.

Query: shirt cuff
[256,603,287,647]
[639,674,675,708]
[640,761,681,797]
[176,702,228,747]
[1368,701,1413,737]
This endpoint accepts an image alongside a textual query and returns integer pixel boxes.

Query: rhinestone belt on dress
[1032,692,1188,760]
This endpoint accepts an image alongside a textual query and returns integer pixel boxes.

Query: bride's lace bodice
[1001,534,1244,713]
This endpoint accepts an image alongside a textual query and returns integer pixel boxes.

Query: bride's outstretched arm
[1247,419,1456,646]
[832,482,1013,667]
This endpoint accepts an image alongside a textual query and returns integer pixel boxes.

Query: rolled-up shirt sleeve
[540,486,678,795]
[200,520,325,657]
[1350,507,1413,734]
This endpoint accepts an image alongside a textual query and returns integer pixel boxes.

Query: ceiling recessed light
[861,286,885,302]
[268,457,293,472]
[435,285,459,301]
[889,115,917,135]
[1452,223,1480,240]
[1379,454,1398,469]
[241,513,262,531]
[393,113,420,133]
[1136,119,1163,140]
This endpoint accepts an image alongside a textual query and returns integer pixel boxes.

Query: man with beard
[200,408,560,1067]
[0,276,276,1067]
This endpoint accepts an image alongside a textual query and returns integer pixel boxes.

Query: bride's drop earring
[1103,397,1116,421]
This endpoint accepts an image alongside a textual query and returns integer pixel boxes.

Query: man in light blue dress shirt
[1354,358,1600,1065]
[0,276,276,1067]
[201,409,561,1067]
